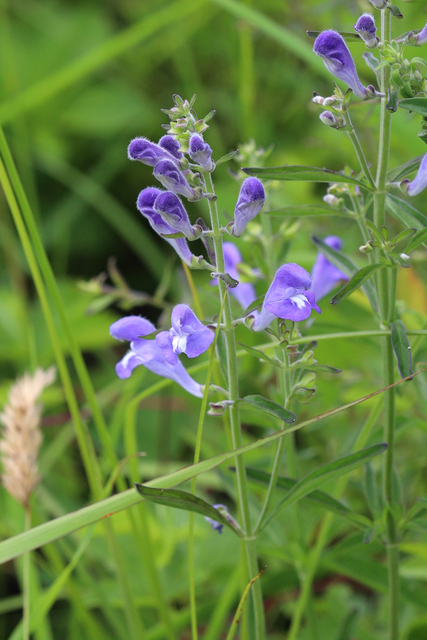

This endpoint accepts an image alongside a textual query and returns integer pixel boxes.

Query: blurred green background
[1,0,427,638]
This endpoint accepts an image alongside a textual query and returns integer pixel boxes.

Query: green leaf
[160,231,187,239]
[215,149,239,166]
[390,319,414,379]
[245,467,372,529]
[134,485,242,536]
[331,263,385,305]
[238,394,296,424]
[293,363,342,374]
[240,293,265,317]
[398,97,427,116]
[262,443,388,530]
[387,4,403,19]
[265,204,349,217]
[405,227,427,252]
[388,155,424,182]
[312,236,378,312]
[237,343,279,368]
[242,165,372,190]
[306,30,363,43]
[386,194,427,231]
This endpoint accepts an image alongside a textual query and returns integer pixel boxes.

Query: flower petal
[110,316,156,342]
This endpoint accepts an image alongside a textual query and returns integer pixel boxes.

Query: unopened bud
[359,243,374,253]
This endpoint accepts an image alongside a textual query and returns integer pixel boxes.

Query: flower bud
[153,159,197,200]
[230,177,266,237]
[158,135,183,160]
[154,191,196,239]
[319,111,345,128]
[128,137,176,166]
[354,13,378,48]
[188,134,215,172]
[313,30,369,99]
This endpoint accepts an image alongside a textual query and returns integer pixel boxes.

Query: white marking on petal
[290,294,309,310]
[172,334,188,354]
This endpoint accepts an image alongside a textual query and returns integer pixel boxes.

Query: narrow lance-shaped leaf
[261,443,388,531]
[405,227,427,253]
[237,394,296,424]
[398,98,427,117]
[215,149,239,166]
[134,485,243,536]
[242,165,372,190]
[386,194,427,231]
[331,263,385,305]
[265,204,349,217]
[312,236,378,312]
[244,467,372,529]
[390,319,414,379]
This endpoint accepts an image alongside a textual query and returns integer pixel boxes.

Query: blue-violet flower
[310,236,348,302]
[188,134,215,172]
[153,159,196,200]
[137,187,195,265]
[128,137,177,167]
[154,191,196,239]
[155,304,214,365]
[354,14,378,48]
[158,135,183,160]
[204,504,229,534]
[313,30,368,99]
[231,177,266,237]
[251,263,321,331]
[212,242,257,311]
[110,316,203,397]
[403,153,427,196]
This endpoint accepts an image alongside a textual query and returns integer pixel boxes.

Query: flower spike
[313,30,369,99]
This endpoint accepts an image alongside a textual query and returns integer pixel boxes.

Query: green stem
[346,113,376,190]
[375,10,399,640]
[204,172,265,640]
[23,506,31,640]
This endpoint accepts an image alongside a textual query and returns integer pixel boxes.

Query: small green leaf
[160,231,186,239]
[240,293,265,317]
[386,194,427,231]
[398,98,427,117]
[312,236,378,312]
[265,204,348,217]
[237,343,279,368]
[405,227,427,252]
[244,467,371,529]
[295,363,342,374]
[306,30,362,43]
[215,149,239,166]
[238,394,296,424]
[134,485,242,536]
[387,4,403,19]
[262,443,388,530]
[390,319,414,379]
[331,263,385,305]
[242,165,372,190]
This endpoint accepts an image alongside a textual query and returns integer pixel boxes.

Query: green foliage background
[0,0,427,638]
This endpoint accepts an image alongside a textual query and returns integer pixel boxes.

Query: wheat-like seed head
[0,367,56,507]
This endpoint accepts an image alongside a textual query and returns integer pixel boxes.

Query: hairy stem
[204,172,266,639]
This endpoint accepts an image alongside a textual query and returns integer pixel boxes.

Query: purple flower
[403,153,427,196]
[204,503,229,534]
[231,178,266,237]
[188,134,215,172]
[155,304,214,365]
[354,14,378,48]
[153,160,196,200]
[212,242,257,311]
[413,22,427,46]
[128,137,176,167]
[110,316,203,397]
[310,236,348,302]
[251,263,321,331]
[158,135,183,160]
[154,191,196,239]
[313,30,368,99]
[137,187,195,265]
